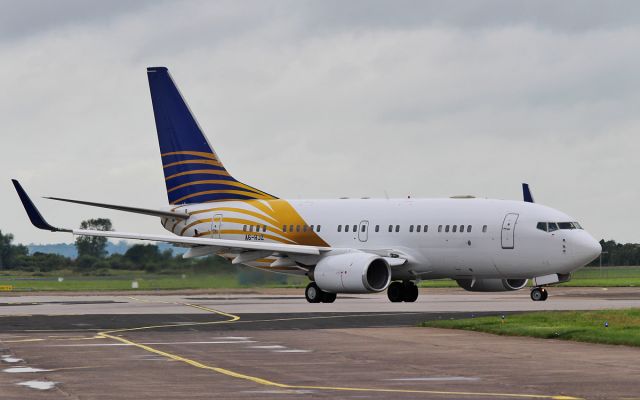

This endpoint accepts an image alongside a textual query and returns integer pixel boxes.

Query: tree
[0,230,28,269]
[75,218,112,259]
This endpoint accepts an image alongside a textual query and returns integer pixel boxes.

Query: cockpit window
[537,221,583,232]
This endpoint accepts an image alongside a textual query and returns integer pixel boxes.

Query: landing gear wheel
[403,281,419,302]
[530,287,548,302]
[321,292,337,303]
[387,281,404,302]
[305,282,323,303]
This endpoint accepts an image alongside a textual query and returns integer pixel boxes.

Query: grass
[421,309,640,347]
[0,269,307,292]
[1,266,639,292]
[417,267,640,288]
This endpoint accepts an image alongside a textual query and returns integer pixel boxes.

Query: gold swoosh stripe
[179,216,282,237]
[167,180,271,197]
[161,151,218,160]
[163,159,223,169]
[165,169,231,181]
[172,190,270,204]
[187,207,280,227]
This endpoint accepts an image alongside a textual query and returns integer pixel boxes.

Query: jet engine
[313,253,391,293]
[456,278,528,292]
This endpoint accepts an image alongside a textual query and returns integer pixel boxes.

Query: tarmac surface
[1,287,639,399]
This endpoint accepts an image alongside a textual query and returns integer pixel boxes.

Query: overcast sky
[2,0,639,245]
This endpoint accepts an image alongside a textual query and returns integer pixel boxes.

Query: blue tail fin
[147,67,276,204]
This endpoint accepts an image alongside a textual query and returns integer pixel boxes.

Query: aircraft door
[210,214,223,239]
[501,213,519,249]
[358,220,369,242]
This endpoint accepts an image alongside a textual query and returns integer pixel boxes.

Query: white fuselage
[160,197,601,281]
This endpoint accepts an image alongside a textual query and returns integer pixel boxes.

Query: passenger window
[338,225,342,232]
[296,225,300,232]
[410,225,414,232]
[282,225,286,232]
[353,225,357,232]
[388,225,393,232]
[263,225,267,232]
[424,225,428,232]
[459,225,464,233]
[416,225,421,232]
[395,225,400,233]
[310,225,314,231]
[303,225,308,232]
[482,225,487,233]
[361,225,366,232]
[317,225,321,232]
[243,225,247,232]
[249,225,254,232]
[438,225,442,233]
[452,225,457,233]
[375,225,379,232]
[289,225,294,232]
[467,225,471,233]
[548,222,558,232]
[536,222,548,232]
[345,225,350,232]
[445,225,450,233]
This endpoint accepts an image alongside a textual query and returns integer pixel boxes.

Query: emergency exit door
[210,214,223,238]
[358,220,369,242]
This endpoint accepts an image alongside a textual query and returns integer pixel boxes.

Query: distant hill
[27,241,186,259]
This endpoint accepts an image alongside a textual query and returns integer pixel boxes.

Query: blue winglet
[11,180,70,232]
[522,183,534,203]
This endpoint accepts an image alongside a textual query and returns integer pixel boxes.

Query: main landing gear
[305,282,337,303]
[530,287,549,301]
[387,281,419,303]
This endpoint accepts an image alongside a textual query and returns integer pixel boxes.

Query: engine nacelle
[456,278,528,292]
[314,253,391,294]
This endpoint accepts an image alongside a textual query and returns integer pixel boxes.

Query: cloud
[1,1,639,244]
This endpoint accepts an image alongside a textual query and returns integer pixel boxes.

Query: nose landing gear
[530,287,548,301]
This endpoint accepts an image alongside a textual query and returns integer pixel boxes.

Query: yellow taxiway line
[90,296,580,400]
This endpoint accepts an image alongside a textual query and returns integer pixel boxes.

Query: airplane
[12,66,602,304]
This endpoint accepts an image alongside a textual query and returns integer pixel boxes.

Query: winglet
[522,183,534,203]
[11,180,70,232]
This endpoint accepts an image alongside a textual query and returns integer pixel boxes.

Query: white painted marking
[250,345,285,349]
[273,349,311,353]
[17,380,57,390]
[1,356,23,363]
[387,377,480,382]
[4,367,50,373]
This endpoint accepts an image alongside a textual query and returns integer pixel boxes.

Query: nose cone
[574,233,602,266]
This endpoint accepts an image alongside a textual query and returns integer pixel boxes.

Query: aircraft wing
[73,229,322,255]
[12,179,408,263]
[12,179,324,257]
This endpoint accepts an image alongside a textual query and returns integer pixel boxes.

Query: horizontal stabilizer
[12,180,70,232]
[44,197,189,220]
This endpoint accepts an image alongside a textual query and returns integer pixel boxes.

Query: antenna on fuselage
[522,183,534,203]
